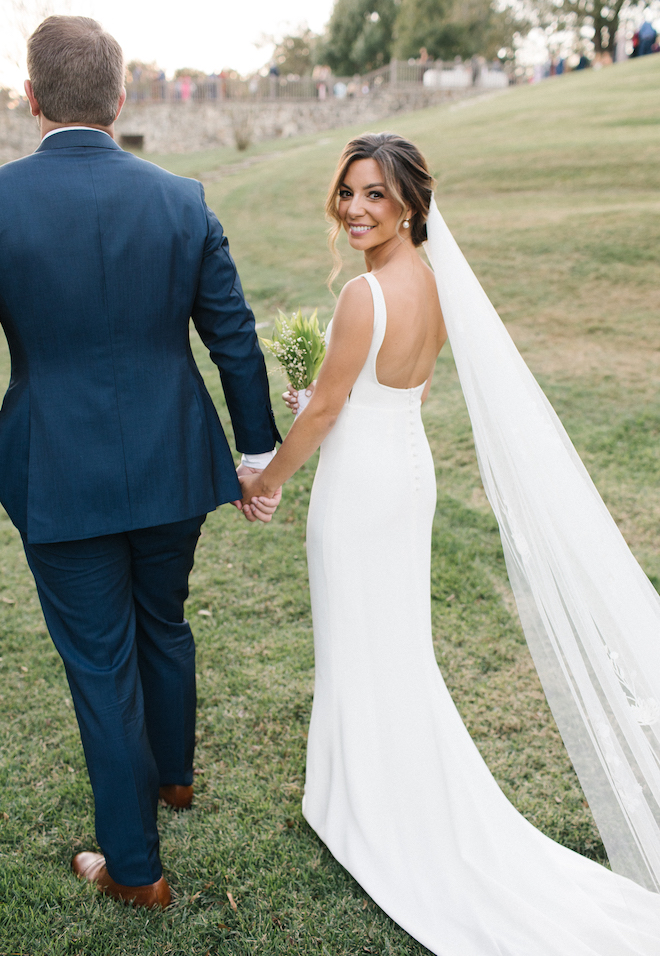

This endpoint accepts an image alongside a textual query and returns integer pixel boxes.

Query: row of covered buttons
[408,391,420,493]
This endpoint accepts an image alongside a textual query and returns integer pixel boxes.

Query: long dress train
[302,272,660,956]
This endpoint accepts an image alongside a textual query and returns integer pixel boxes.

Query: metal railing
[124,60,512,104]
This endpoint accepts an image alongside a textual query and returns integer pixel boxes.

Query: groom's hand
[236,465,282,523]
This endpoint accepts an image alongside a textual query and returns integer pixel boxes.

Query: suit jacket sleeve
[191,195,281,454]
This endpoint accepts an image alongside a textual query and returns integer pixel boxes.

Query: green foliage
[269,29,319,77]
[393,0,517,61]
[318,0,519,70]
[173,67,208,81]
[528,0,626,55]
[317,0,400,75]
[261,309,326,390]
[126,60,164,82]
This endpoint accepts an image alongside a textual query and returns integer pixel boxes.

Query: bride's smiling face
[337,158,409,251]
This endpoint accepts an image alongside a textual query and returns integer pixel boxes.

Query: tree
[126,60,164,83]
[393,0,518,61]
[591,0,627,55]
[317,0,400,75]
[269,28,319,77]
[530,0,628,57]
[173,67,208,81]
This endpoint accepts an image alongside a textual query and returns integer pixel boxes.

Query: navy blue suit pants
[22,514,206,886]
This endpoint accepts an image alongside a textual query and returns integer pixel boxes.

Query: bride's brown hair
[325,132,435,287]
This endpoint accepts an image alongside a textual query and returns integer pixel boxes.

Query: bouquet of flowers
[261,308,326,415]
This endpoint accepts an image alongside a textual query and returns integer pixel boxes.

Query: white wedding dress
[302,272,660,955]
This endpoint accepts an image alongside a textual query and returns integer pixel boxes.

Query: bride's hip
[319,410,432,465]
[307,452,436,546]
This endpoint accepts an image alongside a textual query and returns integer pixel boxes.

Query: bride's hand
[282,383,299,415]
[282,381,315,415]
[238,472,282,523]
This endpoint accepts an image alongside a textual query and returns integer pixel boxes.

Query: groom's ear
[114,87,127,123]
[24,80,41,117]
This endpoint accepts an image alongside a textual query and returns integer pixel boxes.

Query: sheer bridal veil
[425,199,660,892]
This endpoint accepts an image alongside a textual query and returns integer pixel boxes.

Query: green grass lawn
[2,55,660,954]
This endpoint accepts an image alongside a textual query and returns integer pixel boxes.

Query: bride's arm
[240,277,373,506]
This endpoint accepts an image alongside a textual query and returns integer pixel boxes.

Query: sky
[0,0,336,91]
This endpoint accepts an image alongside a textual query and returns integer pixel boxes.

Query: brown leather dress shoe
[72,851,171,908]
[159,784,193,809]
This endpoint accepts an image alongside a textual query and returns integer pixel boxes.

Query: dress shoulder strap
[360,273,387,378]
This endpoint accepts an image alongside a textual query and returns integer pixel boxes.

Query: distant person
[637,20,658,55]
[614,29,627,62]
[206,72,218,100]
[574,54,591,70]
[630,30,640,57]
[0,14,280,909]
[268,61,280,98]
[179,74,193,101]
[313,63,330,101]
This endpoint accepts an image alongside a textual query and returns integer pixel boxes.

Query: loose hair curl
[325,132,435,287]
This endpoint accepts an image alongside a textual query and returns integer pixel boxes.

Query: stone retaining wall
[115,87,480,154]
[1,85,484,162]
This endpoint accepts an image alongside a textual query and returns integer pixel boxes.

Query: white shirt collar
[42,126,114,141]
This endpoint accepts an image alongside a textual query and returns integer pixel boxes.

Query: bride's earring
[403,219,410,229]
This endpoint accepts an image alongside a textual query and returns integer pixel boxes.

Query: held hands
[232,380,317,521]
[234,465,282,523]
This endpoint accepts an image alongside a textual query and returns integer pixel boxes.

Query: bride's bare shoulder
[333,275,374,328]
[337,274,372,303]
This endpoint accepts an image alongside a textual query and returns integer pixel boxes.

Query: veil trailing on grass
[425,198,660,893]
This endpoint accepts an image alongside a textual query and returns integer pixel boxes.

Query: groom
[0,16,281,907]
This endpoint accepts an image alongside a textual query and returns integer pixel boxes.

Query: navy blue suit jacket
[0,129,280,543]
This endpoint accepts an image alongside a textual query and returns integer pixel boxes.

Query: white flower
[261,308,326,390]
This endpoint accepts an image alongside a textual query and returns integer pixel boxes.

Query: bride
[238,133,660,955]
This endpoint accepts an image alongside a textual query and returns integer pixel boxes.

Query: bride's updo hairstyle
[325,132,435,285]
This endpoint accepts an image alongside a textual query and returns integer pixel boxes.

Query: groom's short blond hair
[27,16,124,128]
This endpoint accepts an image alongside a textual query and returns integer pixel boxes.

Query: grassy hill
[1,55,660,954]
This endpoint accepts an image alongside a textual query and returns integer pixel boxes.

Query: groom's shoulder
[0,152,39,182]
[0,153,53,206]
[114,151,205,198]
[0,148,204,201]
